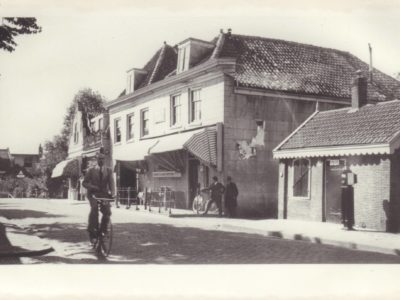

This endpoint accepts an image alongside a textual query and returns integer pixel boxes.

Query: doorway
[325,159,346,223]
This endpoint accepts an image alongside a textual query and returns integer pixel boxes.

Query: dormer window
[126,68,148,94]
[176,38,215,74]
[177,46,190,73]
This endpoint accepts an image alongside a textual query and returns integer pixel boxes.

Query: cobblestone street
[1,198,400,264]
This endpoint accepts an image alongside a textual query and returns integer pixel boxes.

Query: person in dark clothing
[203,176,225,216]
[82,152,115,240]
[224,176,238,218]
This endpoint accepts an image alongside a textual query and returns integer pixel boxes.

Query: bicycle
[91,195,114,257]
[192,189,218,214]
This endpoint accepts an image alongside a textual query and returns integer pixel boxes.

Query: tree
[0,17,41,52]
[39,89,106,196]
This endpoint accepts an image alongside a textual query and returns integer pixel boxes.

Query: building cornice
[106,58,236,110]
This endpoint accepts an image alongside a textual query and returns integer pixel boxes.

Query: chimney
[351,70,368,109]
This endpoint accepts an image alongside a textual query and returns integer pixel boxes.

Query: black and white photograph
[1,0,400,299]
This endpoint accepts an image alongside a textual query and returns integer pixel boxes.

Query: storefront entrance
[325,159,346,223]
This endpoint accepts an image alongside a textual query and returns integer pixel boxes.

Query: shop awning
[51,159,79,178]
[148,129,204,154]
[113,140,157,162]
[183,127,217,166]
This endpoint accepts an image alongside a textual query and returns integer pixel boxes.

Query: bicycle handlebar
[93,195,115,202]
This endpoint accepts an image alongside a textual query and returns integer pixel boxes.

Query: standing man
[203,176,225,217]
[83,152,115,240]
[224,176,239,218]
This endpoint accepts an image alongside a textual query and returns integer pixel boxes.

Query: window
[127,113,134,140]
[177,46,189,73]
[171,94,182,126]
[24,158,32,168]
[98,118,103,131]
[73,123,79,143]
[114,118,121,143]
[190,89,202,122]
[141,109,149,137]
[292,159,310,198]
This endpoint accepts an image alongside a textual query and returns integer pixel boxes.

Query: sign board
[153,171,181,178]
[328,159,346,170]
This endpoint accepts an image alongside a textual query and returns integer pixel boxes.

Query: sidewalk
[140,205,400,256]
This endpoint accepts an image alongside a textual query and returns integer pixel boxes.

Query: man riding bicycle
[82,152,115,241]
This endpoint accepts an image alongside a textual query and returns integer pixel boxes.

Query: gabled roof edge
[273,109,320,154]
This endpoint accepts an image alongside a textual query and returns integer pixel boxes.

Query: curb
[221,224,400,257]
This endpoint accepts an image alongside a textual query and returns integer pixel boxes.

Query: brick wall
[348,156,390,231]
[223,76,341,218]
[280,158,324,221]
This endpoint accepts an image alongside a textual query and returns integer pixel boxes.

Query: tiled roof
[125,32,400,102]
[278,100,400,150]
[219,34,400,102]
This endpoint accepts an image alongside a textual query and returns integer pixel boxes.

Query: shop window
[292,159,310,198]
[190,89,202,123]
[127,113,134,141]
[141,108,149,137]
[171,94,181,126]
[114,118,121,143]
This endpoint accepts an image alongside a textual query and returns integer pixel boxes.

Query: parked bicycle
[192,188,218,214]
[91,195,114,257]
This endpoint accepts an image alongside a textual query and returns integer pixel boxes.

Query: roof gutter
[273,143,391,159]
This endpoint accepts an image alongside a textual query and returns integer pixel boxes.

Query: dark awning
[183,127,217,166]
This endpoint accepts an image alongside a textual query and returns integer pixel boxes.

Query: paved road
[1,198,400,264]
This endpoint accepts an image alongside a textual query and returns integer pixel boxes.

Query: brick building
[107,30,400,217]
[274,74,400,231]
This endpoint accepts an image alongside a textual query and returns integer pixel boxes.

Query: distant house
[274,74,400,232]
[0,148,12,176]
[51,105,110,200]
[11,153,40,174]
[106,29,400,217]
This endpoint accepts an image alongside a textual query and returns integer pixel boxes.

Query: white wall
[110,77,225,162]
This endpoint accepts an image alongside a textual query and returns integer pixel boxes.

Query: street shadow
[0,223,21,264]
[0,209,65,220]
[21,221,400,264]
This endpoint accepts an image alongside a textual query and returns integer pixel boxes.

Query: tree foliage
[0,17,41,52]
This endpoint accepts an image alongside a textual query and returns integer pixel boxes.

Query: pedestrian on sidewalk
[82,152,115,240]
[203,176,225,217]
[224,176,238,218]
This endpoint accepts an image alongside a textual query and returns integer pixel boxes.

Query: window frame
[73,123,78,144]
[170,94,182,127]
[114,118,122,144]
[126,113,135,141]
[189,88,202,123]
[98,118,103,131]
[141,108,150,137]
[291,158,311,199]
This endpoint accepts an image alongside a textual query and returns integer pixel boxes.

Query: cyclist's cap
[96,152,106,159]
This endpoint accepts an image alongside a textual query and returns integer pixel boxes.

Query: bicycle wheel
[192,195,205,214]
[97,220,113,257]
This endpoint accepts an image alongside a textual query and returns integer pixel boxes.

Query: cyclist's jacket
[82,165,115,198]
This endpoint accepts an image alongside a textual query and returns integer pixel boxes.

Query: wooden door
[325,159,346,223]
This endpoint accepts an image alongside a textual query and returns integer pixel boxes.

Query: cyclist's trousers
[87,196,111,234]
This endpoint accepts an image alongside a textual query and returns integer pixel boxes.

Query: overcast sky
[1,0,400,154]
